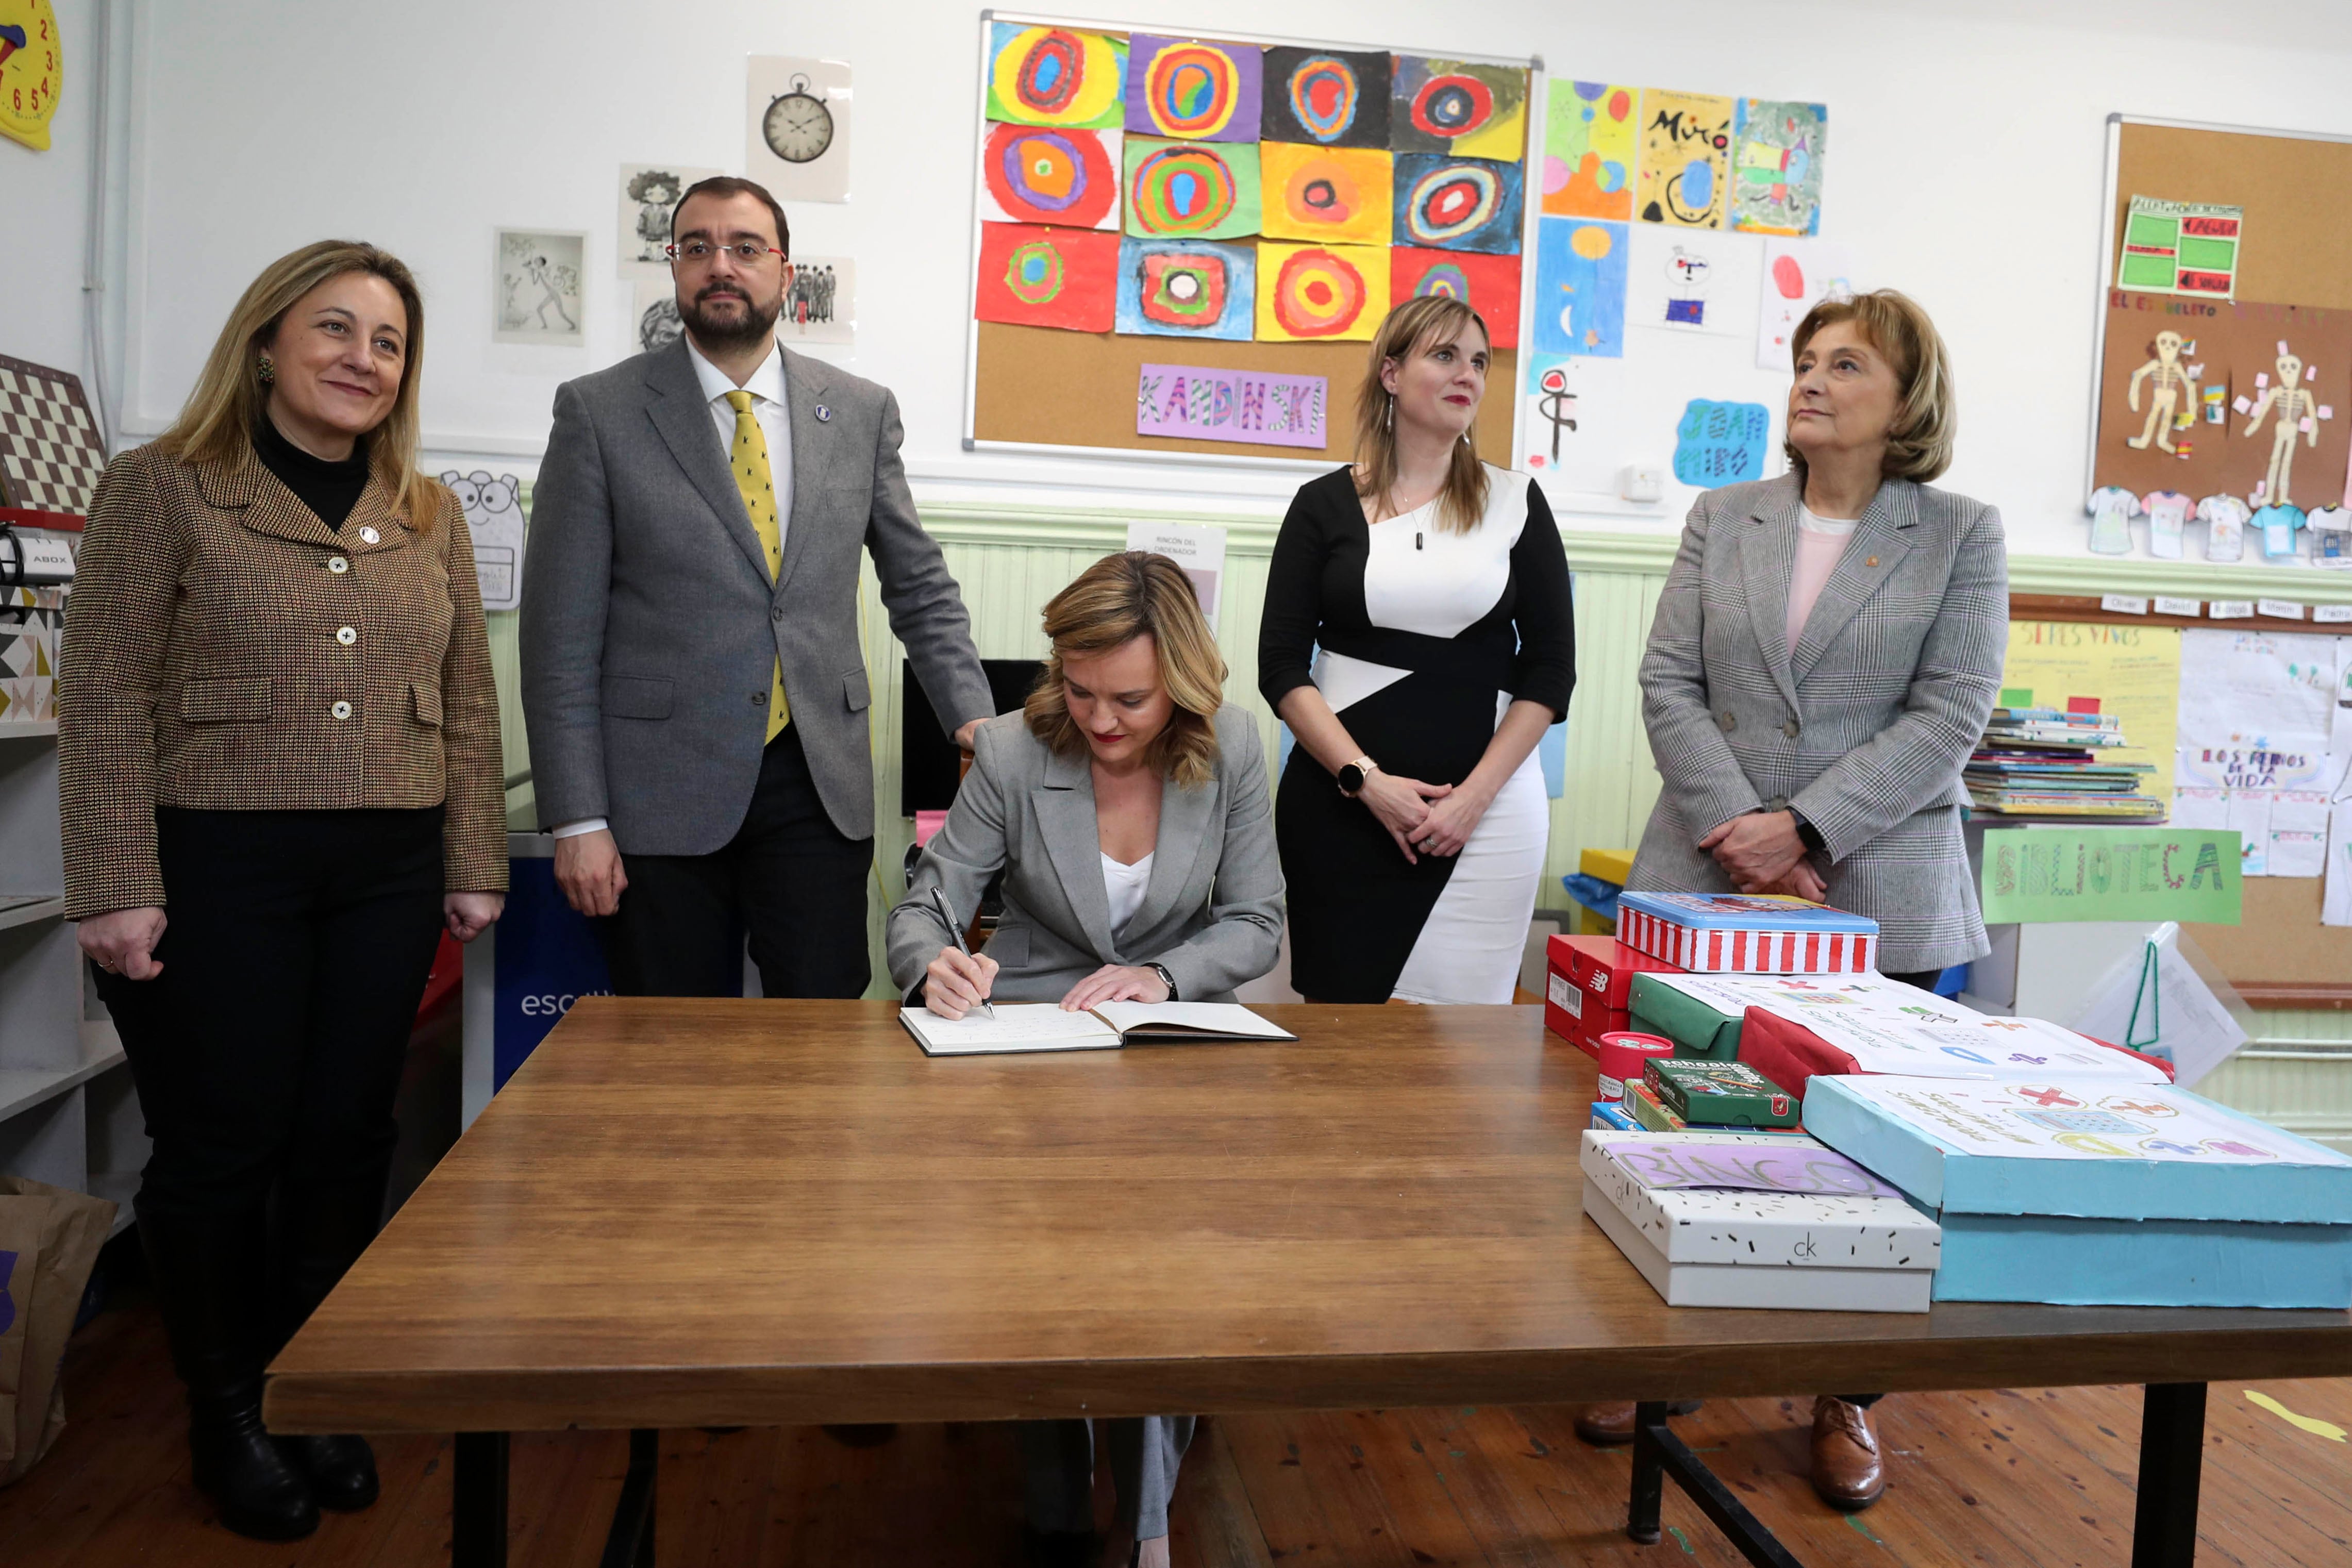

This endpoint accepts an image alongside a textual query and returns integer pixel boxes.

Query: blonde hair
[1786,288,1957,485]
[1024,552,1227,789]
[158,240,446,529]
[1352,294,1492,535]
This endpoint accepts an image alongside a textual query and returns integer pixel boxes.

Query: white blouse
[1100,850,1154,937]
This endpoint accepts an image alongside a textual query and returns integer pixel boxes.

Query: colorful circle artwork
[1139,250,1231,328]
[1272,247,1369,338]
[1403,162,1502,245]
[1141,43,1241,138]
[1003,238,1067,305]
[1280,155,1365,228]
[1408,72,1496,140]
[982,123,1116,228]
[1129,145,1239,235]
[1410,259,1472,302]
[989,25,1124,128]
[1285,56,1360,143]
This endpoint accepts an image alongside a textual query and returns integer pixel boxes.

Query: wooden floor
[5,1290,2350,1566]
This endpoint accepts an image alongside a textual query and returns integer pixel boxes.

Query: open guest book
[898,1001,1298,1056]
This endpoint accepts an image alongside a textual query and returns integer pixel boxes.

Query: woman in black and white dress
[1258,295,1575,1003]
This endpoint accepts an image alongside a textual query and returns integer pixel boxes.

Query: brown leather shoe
[1809,1396,1886,1510]
[1572,1399,1703,1446]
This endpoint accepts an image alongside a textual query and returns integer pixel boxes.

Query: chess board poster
[0,355,106,525]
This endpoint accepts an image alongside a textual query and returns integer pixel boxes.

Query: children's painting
[987,24,1127,128]
[441,471,527,610]
[494,229,586,347]
[1259,47,1389,148]
[981,124,1122,229]
[1389,57,1528,161]
[616,163,721,279]
[1115,238,1254,340]
[1529,215,1627,369]
[1123,138,1261,239]
[1259,143,1393,246]
[1124,35,1260,142]
[1521,354,1627,491]
[974,222,1119,332]
[1673,398,1773,486]
[1542,81,1637,221]
[1392,154,1524,254]
[1731,100,1826,236]
[1626,225,1758,339]
[1757,237,1857,370]
[1390,247,1522,349]
[1255,242,1389,342]
[1135,362,1328,447]
[1635,89,1733,229]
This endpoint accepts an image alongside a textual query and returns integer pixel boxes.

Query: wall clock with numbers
[0,0,60,152]
[761,75,834,164]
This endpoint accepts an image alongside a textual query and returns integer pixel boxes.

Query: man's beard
[681,282,779,349]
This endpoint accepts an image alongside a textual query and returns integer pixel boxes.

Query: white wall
[63,0,2352,552]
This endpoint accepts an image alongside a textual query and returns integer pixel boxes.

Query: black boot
[137,1201,320,1541]
[281,1434,379,1511]
[270,1161,392,1512]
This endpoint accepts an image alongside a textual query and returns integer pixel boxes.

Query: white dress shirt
[554,334,794,841]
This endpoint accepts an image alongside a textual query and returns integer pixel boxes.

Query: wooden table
[266,1001,2352,1567]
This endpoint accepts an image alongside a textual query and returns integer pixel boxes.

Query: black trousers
[96,808,446,1336]
[596,724,874,999]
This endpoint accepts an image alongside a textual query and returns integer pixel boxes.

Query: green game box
[1643,1058,1801,1128]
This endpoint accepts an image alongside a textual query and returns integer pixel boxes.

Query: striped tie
[723,389,789,742]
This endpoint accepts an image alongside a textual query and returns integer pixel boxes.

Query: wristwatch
[1144,961,1179,1000]
[1336,756,1378,797]
[1786,806,1827,854]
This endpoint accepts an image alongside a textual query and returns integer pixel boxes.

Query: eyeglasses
[665,240,787,266]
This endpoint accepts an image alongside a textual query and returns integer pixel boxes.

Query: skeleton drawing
[2124,330,2198,453]
[2241,347,2319,507]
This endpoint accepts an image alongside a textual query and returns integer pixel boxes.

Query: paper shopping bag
[0,1177,119,1484]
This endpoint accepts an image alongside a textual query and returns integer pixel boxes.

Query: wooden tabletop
[265,1002,2352,1434]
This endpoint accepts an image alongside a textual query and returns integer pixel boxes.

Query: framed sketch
[746,56,851,204]
[631,279,686,355]
[495,229,587,347]
[779,254,855,346]
[617,162,722,278]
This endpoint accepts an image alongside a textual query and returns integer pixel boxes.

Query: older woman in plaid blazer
[1589,292,2007,1508]
[59,242,504,1541]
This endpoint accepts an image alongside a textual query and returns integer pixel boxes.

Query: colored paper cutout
[974,222,1118,331]
[1731,99,1826,236]
[986,24,1127,129]
[1530,215,1627,367]
[1255,242,1389,342]
[979,124,1121,229]
[1392,154,1524,254]
[1390,57,1529,161]
[1542,80,1638,221]
[1123,138,1261,239]
[2245,1390,2347,1442]
[1260,143,1393,246]
[2121,195,2243,299]
[1124,34,1261,143]
[1636,88,1733,229]
[1260,46,1390,148]
[1389,247,1522,349]
[1673,399,1771,485]
[1115,238,1255,340]
[1135,362,1328,447]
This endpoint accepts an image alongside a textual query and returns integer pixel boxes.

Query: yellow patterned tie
[724,389,790,742]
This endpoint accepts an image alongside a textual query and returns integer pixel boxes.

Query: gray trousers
[1020,1416,1196,1542]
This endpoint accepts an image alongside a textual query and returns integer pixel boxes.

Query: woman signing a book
[886,548,1282,1568]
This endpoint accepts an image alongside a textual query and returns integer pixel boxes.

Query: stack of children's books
[1964,706,2164,820]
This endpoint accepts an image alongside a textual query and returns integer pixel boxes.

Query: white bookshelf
[0,724,141,1236]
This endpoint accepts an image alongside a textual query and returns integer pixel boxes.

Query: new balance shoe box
[1580,1130,1941,1311]
[1736,992,2175,1101]
[1803,1075,2352,1307]
[1544,934,1679,1056]
[1616,892,1877,974]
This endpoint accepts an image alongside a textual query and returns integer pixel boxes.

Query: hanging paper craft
[1756,237,1856,371]
[1259,143,1393,245]
[1135,363,1327,447]
[1626,226,1758,338]
[1259,47,1390,148]
[1391,154,1524,254]
[1390,248,1521,348]
[2086,485,2142,555]
[2198,494,2249,562]
[1730,99,1826,237]
[1529,215,1627,369]
[1635,89,1733,229]
[2242,344,2331,508]
[980,124,1122,229]
[1115,238,1254,340]
[987,24,1128,129]
[1123,35,1260,143]
[2123,328,2198,455]
[1123,138,1261,239]
[2144,489,2193,560]
[1673,399,1771,486]
[1390,57,1528,161]
[1255,242,1389,342]
[2119,196,2242,299]
[1542,80,1638,221]
[974,222,1119,331]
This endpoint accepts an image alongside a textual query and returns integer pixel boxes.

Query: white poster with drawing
[1756,237,1857,371]
[616,163,722,279]
[2326,805,2352,925]
[778,255,856,346]
[1626,225,1759,340]
[2175,629,2339,795]
[747,56,852,205]
[442,472,526,610]
[1125,520,1227,629]
[494,229,586,347]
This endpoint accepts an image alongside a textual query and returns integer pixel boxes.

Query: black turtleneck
[254,416,371,532]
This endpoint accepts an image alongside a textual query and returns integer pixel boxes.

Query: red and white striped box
[1616,892,1877,975]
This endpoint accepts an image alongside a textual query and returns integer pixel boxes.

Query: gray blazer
[1630,473,2008,972]
[887,707,1285,1004]
[520,339,993,853]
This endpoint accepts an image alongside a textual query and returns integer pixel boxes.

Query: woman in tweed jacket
[1592,292,2007,1507]
[59,242,505,1540]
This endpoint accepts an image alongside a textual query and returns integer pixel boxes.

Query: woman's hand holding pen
[1356,770,1453,864]
[925,945,998,1020]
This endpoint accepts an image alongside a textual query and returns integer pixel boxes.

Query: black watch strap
[1145,962,1179,1001]
[1787,807,1827,854]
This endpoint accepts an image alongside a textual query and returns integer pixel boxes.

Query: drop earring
[256,354,276,386]
[1384,393,1394,432]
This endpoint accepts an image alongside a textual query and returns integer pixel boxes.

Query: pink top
[1787,505,1859,657]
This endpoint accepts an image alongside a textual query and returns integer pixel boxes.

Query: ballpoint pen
[928,885,995,1020]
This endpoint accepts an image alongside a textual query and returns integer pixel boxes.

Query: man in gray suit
[521,176,992,999]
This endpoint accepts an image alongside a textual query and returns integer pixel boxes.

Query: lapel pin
[814,404,831,423]
[360,526,381,544]
[1866,555,1879,568]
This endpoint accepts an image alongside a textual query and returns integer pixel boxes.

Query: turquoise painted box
[1803,1074,2352,1308]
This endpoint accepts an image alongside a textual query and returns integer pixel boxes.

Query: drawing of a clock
[763,76,834,164]
[0,0,62,153]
